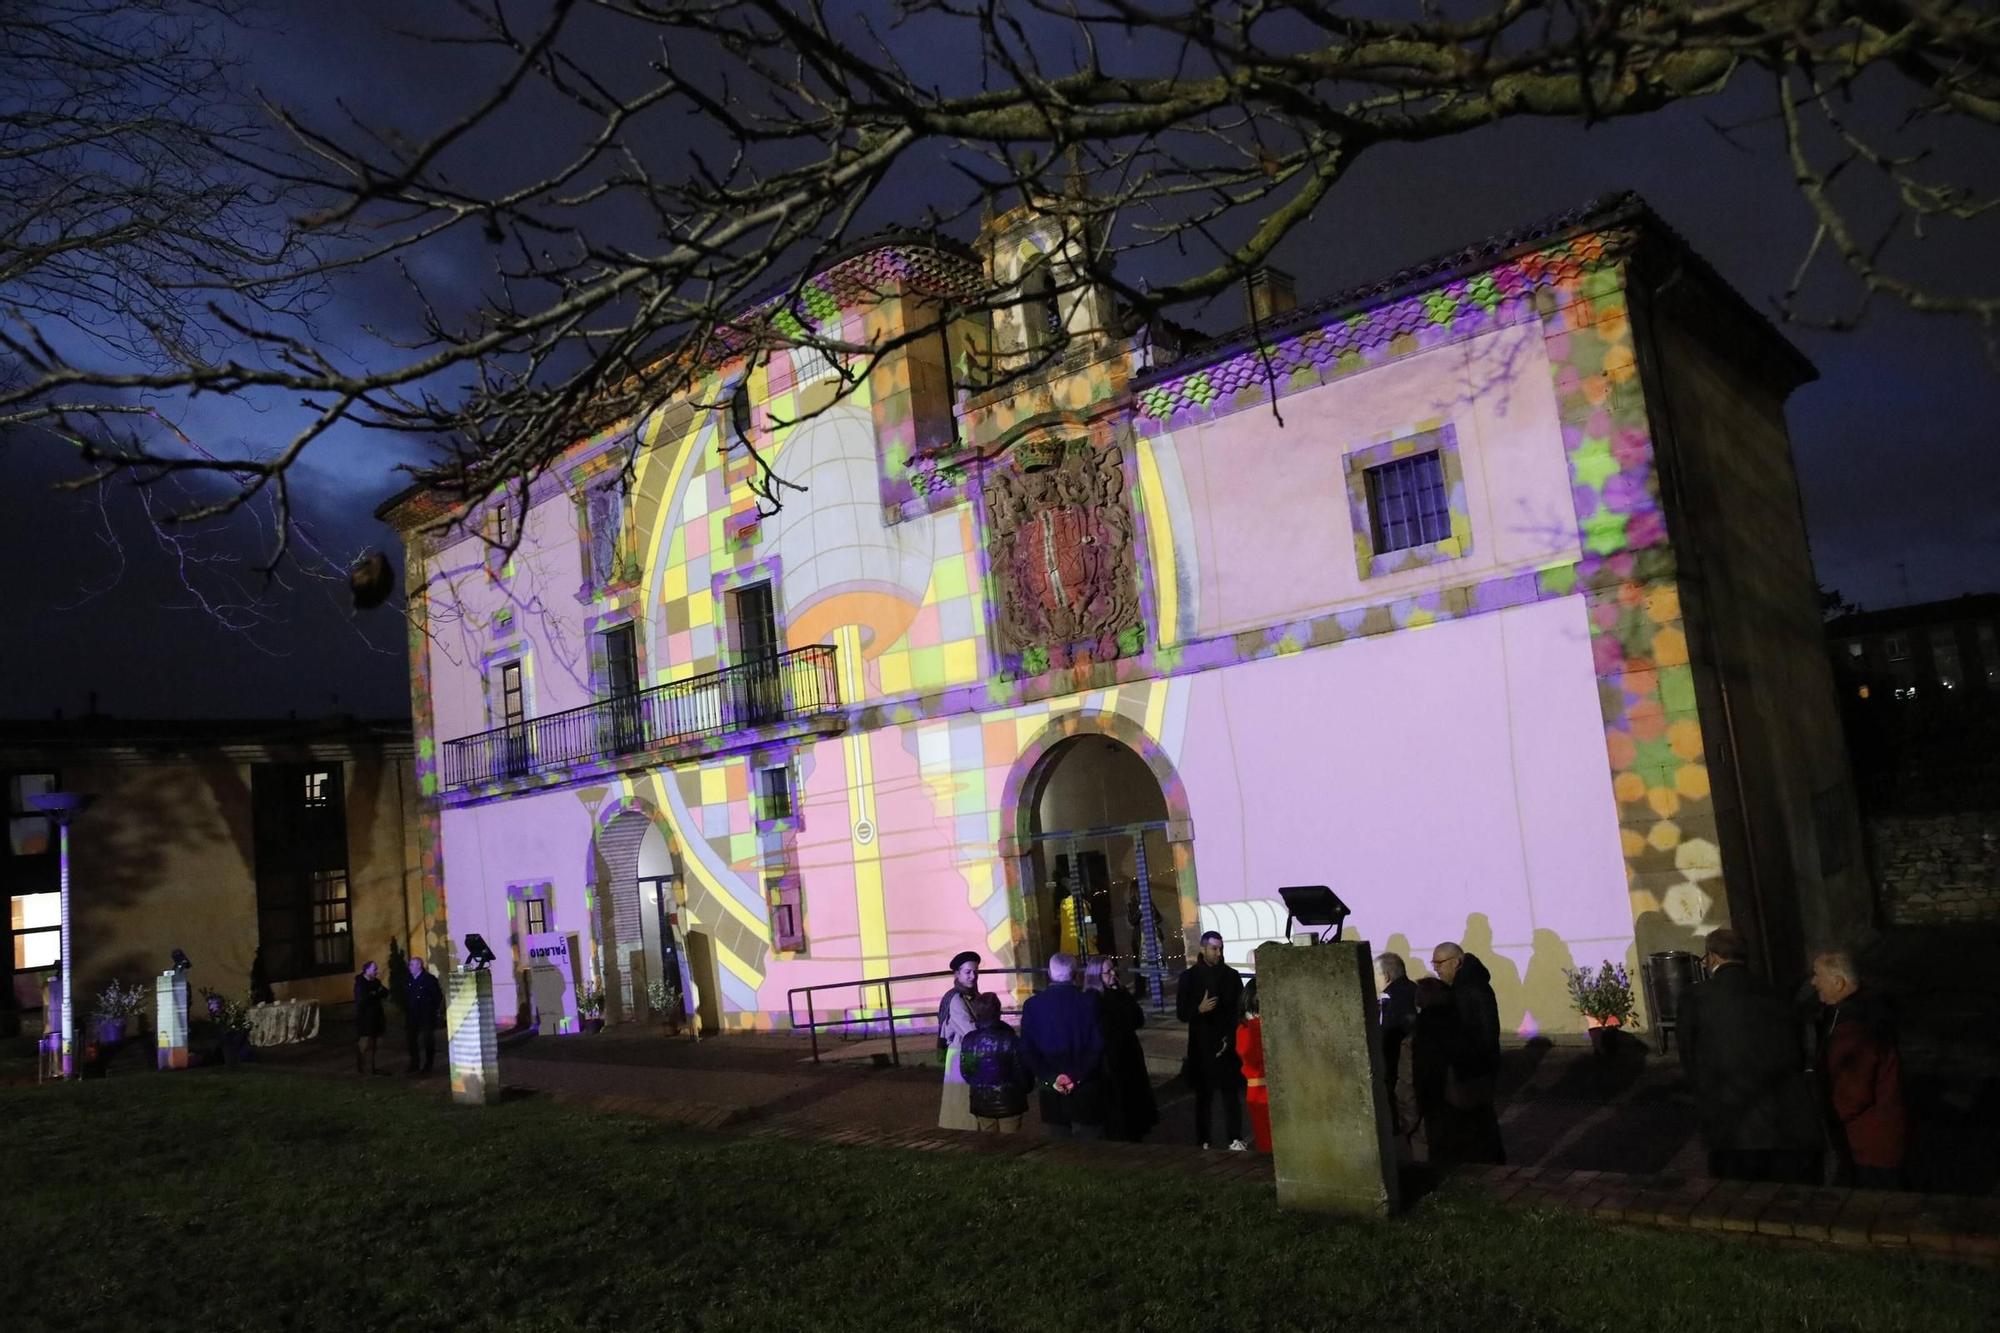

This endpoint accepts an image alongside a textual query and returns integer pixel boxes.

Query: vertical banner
[154,972,189,1070]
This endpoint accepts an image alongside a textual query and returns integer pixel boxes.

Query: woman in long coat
[936,951,982,1130]
[353,961,388,1076]
[1085,956,1158,1141]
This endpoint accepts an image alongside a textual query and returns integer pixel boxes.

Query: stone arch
[588,795,674,1024]
[998,709,1200,976]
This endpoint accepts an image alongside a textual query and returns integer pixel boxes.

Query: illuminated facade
[383,194,1868,1037]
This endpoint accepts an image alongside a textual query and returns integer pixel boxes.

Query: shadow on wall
[1379,915,1642,1039]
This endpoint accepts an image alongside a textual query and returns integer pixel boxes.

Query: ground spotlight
[464,933,496,970]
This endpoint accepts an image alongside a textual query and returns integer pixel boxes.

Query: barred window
[310,870,352,969]
[1363,451,1452,554]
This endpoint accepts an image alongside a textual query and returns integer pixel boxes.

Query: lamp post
[27,792,92,1078]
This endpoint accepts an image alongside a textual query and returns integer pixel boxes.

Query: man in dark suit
[1679,928,1822,1182]
[404,956,445,1074]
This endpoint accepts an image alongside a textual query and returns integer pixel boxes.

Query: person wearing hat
[936,950,982,1130]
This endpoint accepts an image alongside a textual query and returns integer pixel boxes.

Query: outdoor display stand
[155,970,190,1070]
[448,969,501,1106]
[523,931,582,1035]
[1256,939,1401,1216]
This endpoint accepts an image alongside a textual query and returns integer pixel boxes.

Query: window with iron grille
[304,770,331,807]
[523,895,549,936]
[757,766,794,823]
[1363,451,1452,554]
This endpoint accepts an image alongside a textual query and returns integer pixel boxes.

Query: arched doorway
[1022,734,1188,1006]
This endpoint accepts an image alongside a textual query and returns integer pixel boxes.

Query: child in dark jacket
[958,992,1033,1132]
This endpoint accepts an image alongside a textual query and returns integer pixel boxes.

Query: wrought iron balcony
[440,645,842,791]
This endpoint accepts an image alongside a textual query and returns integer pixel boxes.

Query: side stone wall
[1870,812,2000,925]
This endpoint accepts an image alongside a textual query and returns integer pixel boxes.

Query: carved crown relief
[983,439,1144,677]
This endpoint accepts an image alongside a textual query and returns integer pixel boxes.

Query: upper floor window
[1364,451,1452,554]
[601,623,640,699]
[303,770,332,808]
[1884,634,1910,662]
[7,772,56,857]
[522,895,549,936]
[499,661,526,729]
[252,763,352,981]
[585,482,628,588]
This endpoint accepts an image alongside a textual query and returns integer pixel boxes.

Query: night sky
[4,5,1996,723]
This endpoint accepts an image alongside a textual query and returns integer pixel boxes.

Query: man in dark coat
[1018,952,1105,1138]
[1376,951,1419,1137]
[1810,950,1908,1189]
[404,956,444,1074]
[1429,941,1506,1165]
[1679,928,1823,1182]
[353,961,389,1076]
[1176,930,1246,1149]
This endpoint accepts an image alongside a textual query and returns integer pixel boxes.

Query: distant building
[0,716,423,1035]
[1827,594,2000,711]
[381,193,1868,1039]
[1825,595,2000,925]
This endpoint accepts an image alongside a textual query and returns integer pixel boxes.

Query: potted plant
[646,978,680,1027]
[1565,961,1636,1054]
[90,979,147,1046]
[581,985,607,1034]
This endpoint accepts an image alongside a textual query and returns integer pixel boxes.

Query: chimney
[1245,267,1297,324]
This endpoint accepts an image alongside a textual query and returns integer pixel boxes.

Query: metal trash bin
[1643,950,1704,1054]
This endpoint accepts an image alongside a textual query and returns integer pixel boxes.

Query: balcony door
[498,661,529,777]
[601,623,643,753]
[732,582,782,725]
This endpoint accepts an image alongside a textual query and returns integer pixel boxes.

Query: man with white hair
[1810,949,1908,1189]
[1376,952,1418,1138]
[1018,952,1105,1138]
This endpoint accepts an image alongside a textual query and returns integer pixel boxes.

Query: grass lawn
[3,1071,1994,1332]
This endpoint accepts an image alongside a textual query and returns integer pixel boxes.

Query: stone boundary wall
[1869,812,2000,925]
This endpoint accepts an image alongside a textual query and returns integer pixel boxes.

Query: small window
[523,896,549,936]
[1884,635,1910,662]
[7,772,57,857]
[1019,260,1063,352]
[757,766,794,823]
[494,496,516,551]
[1363,451,1452,554]
[1845,641,1864,658]
[303,770,332,808]
[768,875,805,952]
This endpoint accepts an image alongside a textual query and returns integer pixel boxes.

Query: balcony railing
[441,645,841,790]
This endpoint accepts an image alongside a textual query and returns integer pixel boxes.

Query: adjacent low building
[382,193,1869,1040]
[1,715,424,1035]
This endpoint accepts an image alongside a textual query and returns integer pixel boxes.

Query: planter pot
[582,1016,605,1034]
[96,1018,127,1045]
[1587,1025,1621,1057]
[221,1031,252,1065]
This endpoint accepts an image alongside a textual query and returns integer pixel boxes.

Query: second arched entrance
[1014,729,1194,1006]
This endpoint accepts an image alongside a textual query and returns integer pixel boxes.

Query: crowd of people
[939,926,1911,1190]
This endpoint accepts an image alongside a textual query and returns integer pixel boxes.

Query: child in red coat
[1236,979,1272,1152]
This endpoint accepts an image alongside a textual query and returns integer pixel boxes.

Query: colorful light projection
[413,215,1742,1035]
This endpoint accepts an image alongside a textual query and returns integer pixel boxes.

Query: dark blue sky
[3,6,1995,722]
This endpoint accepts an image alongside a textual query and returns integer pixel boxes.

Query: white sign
[523,931,582,1035]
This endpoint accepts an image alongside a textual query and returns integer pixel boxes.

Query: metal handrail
[441,644,840,789]
[786,955,1190,1065]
